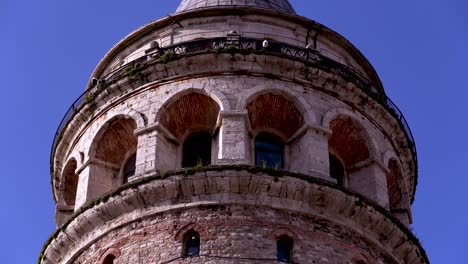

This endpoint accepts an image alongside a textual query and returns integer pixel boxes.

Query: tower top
[176,0,296,14]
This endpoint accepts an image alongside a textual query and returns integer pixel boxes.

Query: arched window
[89,117,137,197]
[123,153,136,183]
[387,159,403,209]
[182,131,212,168]
[255,132,284,168]
[62,159,78,207]
[329,153,345,186]
[277,235,293,263]
[184,229,200,257]
[102,254,116,264]
[351,254,369,264]
[328,117,371,192]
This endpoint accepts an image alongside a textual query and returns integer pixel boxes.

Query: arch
[97,108,147,131]
[97,247,121,264]
[351,253,370,264]
[60,158,79,207]
[175,223,208,242]
[155,90,222,140]
[322,108,379,157]
[382,151,410,211]
[240,88,317,126]
[382,150,402,170]
[328,116,371,168]
[87,115,138,196]
[89,116,138,164]
[102,255,115,264]
[387,158,405,209]
[183,229,200,257]
[270,227,297,240]
[98,248,121,264]
[245,91,306,139]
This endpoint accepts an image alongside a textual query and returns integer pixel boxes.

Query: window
[184,229,200,257]
[102,254,115,264]
[62,159,78,207]
[351,254,369,264]
[182,131,212,168]
[277,235,293,263]
[123,153,136,183]
[255,132,284,168]
[329,153,345,186]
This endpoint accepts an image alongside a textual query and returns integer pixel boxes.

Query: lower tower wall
[75,206,387,264]
[40,167,427,264]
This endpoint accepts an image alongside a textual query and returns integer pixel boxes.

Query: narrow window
[123,153,136,183]
[184,229,200,257]
[352,254,369,264]
[182,131,212,168]
[102,254,115,264]
[277,235,293,263]
[63,159,78,207]
[329,153,345,186]
[255,132,284,168]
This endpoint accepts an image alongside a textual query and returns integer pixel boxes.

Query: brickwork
[74,206,386,264]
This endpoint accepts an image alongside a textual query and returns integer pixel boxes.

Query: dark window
[255,132,284,168]
[277,235,293,263]
[103,254,115,264]
[123,153,136,183]
[184,229,200,257]
[329,153,345,186]
[182,131,212,168]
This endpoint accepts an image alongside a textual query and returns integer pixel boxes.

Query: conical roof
[176,0,296,14]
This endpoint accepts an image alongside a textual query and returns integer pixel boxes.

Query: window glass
[255,132,284,168]
[277,235,293,262]
[329,153,345,186]
[123,153,136,183]
[182,131,212,168]
[184,229,200,257]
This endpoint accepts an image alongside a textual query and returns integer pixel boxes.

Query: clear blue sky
[2,1,467,263]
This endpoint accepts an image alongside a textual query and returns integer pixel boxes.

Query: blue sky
[2,0,467,263]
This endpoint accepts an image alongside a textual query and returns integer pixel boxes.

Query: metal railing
[50,36,417,189]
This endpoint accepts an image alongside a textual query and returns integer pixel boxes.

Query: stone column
[288,126,332,181]
[134,128,157,177]
[216,111,251,164]
[348,159,389,208]
[134,123,179,177]
[75,159,118,208]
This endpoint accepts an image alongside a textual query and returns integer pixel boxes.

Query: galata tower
[40,0,428,263]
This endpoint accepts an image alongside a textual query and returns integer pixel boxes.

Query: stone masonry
[40,1,427,263]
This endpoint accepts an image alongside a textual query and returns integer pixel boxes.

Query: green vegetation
[84,93,95,104]
[159,50,177,63]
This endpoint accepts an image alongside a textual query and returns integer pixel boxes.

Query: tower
[40,0,428,263]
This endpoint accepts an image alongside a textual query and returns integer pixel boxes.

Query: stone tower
[40,0,428,263]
